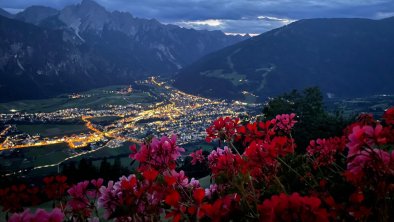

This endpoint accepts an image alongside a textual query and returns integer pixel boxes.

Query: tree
[263,87,349,150]
[99,157,111,180]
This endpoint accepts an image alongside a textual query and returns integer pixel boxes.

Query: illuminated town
[0,77,260,152]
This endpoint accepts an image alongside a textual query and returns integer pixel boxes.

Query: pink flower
[190,149,204,165]
[98,180,122,219]
[271,113,297,133]
[130,135,184,171]
[67,181,92,217]
[169,170,189,187]
[347,124,386,157]
[88,178,104,198]
[346,149,392,183]
[188,178,200,189]
[205,184,218,199]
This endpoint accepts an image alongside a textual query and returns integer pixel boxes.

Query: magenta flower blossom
[9,208,64,222]
[190,149,205,165]
[271,113,297,133]
[307,136,346,169]
[67,181,93,217]
[347,124,386,157]
[98,180,122,219]
[130,135,184,171]
[205,184,218,199]
[346,149,392,183]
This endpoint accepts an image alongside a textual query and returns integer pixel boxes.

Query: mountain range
[0,0,247,102]
[174,17,394,101]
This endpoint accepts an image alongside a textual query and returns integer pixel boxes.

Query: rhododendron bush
[2,108,394,221]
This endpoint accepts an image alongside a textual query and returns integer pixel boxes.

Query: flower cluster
[271,113,297,133]
[206,117,240,142]
[0,184,40,213]
[66,179,103,219]
[190,149,204,165]
[258,193,328,222]
[236,121,274,145]
[9,208,64,222]
[43,175,68,201]
[4,108,394,221]
[129,135,184,171]
[207,146,242,178]
[345,122,394,190]
[307,136,346,169]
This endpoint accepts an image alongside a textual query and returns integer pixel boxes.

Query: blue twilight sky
[1,0,394,35]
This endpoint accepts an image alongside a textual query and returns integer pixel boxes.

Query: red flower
[43,176,54,184]
[207,146,243,178]
[199,194,239,221]
[383,107,394,124]
[164,175,177,186]
[206,117,240,142]
[165,190,180,207]
[350,190,364,203]
[236,121,273,145]
[258,193,329,222]
[307,136,346,169]
[193,188,205,204]
[165,209,182,222]
[143,168,159,182]
[55,175,67,183]
[43,175,68,201]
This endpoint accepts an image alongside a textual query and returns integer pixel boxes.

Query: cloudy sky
[1,0,394,35]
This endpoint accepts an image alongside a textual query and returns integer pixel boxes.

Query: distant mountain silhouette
[174,17,394,101]
[0,0,247,102]
[0,8,12,18]
[15,6,58,25]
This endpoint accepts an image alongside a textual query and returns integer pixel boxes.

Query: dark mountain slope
[0,0,248,101]
[0,15,135,101]
[174,18,394,101]
[15,6,59,25]
[13,0,247,73]
[0,8,12,18]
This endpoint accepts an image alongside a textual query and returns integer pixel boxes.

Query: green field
[1,142,135,178]
[17,124,90,137]
[70,142,133,163]
[1,143,70,174]
[199,175,211,188]
[0,85,156,113]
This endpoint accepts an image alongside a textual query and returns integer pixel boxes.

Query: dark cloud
[1,0,393,34]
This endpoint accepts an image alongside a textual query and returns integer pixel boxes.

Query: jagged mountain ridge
[174,17,394,101]
[14,0,247,70]
[0,0,247,102]
[0,15,134,101]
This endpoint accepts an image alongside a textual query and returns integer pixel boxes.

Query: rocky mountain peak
[58,0,110,35]
[79,0,107,13]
